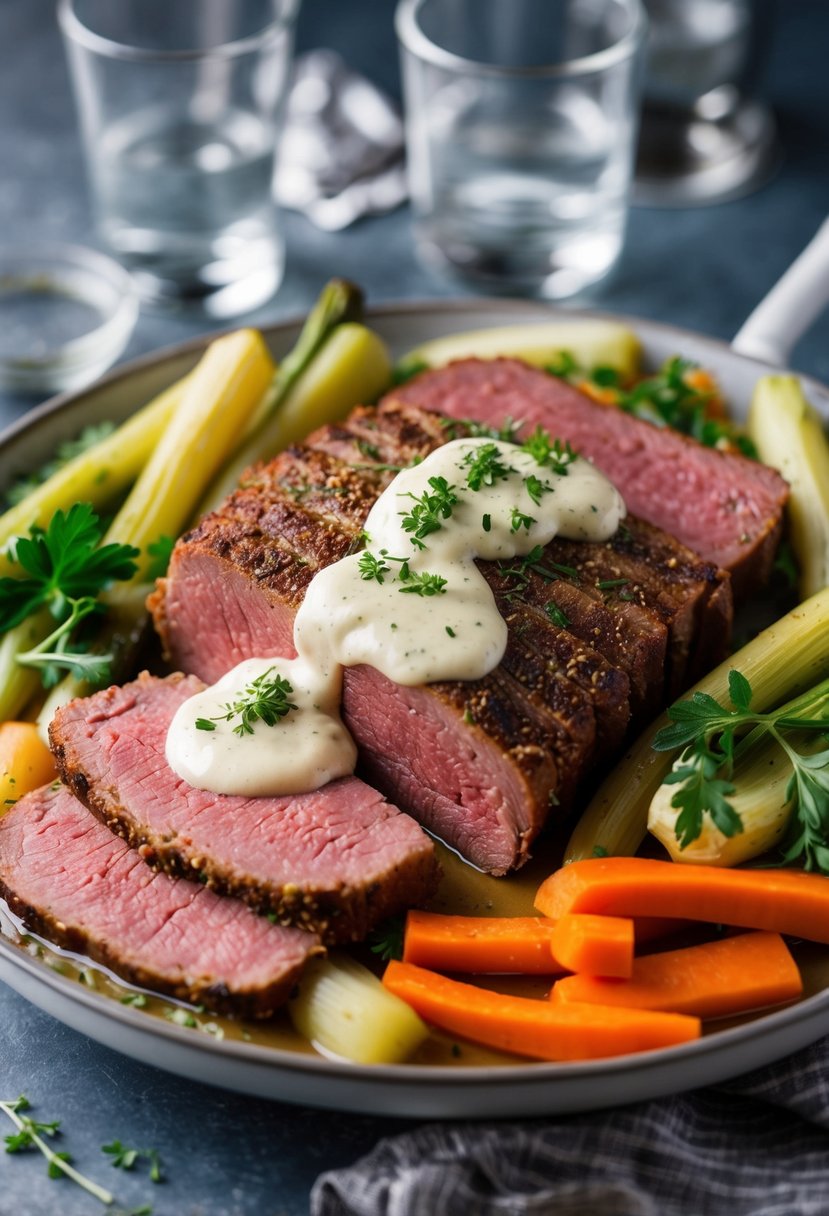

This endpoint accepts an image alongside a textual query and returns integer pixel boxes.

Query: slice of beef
[0,784,320,1017]
[383,359,789,599]
[49,673,439,942]
[150,402,734,874]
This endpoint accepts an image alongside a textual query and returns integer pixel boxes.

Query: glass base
[634,97,779,207]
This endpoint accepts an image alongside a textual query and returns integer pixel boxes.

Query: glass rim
[57,0,299,63]
[395,0,647,79]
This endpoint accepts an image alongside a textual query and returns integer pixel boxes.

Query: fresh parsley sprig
[15,596,113,686]
[195,667,298,737]
[0,504,139,631]
[653,670,829,868]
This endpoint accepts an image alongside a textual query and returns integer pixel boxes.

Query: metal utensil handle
[732,216,829,365]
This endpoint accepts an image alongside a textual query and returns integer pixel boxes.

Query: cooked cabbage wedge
[288,953,428,1065]
[400,319,641,380]
[748,374,829,599]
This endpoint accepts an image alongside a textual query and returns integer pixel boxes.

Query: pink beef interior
[388,359,788,595]
[0,784,317,1011]
[51,674,437,938]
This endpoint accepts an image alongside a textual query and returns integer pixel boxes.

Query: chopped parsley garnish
[521,428,577,475]
[398,568,448,597]
[509,507,535,534]
[482,513,491,532]
[445,625,456,637]
[195,667,298,737]
[545,602,571,628]
[358,550,391,584]
[597,578,630,591]
[523,473,550,506]
[462,442,514,491]
[399,476,458,550]
[368,915,405,961]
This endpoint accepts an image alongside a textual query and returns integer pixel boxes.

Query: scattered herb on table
[103,1140,163,1184]
[0,1095,114,1205]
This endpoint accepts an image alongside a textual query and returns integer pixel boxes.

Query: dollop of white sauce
[166,436,626,796]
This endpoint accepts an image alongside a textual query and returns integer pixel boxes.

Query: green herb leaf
[200,667,298,737]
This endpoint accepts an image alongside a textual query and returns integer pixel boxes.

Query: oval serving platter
[1,297,829,1118]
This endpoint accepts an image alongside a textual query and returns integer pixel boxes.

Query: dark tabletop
[0,2,828,1214]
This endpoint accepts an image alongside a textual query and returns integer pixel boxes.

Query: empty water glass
[396,0,647,299]
[59,0,298,318]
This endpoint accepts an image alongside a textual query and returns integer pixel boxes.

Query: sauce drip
[166,436,626,796]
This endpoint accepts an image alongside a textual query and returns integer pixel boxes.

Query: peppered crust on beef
[0,784,320,1017]
[151,399,737,874]
[49,673,439,942]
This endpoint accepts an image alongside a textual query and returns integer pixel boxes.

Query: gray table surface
[0,1,828,1214]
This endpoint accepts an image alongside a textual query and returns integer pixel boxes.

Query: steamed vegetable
[398,319,641,382]
[0,380,183,581]
[288,953,427,1064]
[550,914,634,978]
[0,721,57,809]
[103,328,274,582]
[564,586,829,862]
[536,857,829,944]
[551,932,802,1018]
[382,960,700,1060]
[748,375,829,598]
[648,675,829,868]
[403,912,563,974]
[200,281,389,511]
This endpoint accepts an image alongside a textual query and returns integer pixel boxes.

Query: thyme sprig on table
[653,669,829,870]
[0,1095,114,1206]
[195,667,298,737]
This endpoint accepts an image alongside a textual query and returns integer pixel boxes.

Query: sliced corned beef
[0,784,320,1017]
[151,404,735,874]
[49,673,439,941]
[384,359,789,599]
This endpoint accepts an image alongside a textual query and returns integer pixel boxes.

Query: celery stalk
[0,380,184,580]
[288,953,427,1064]
[748,375,829,598]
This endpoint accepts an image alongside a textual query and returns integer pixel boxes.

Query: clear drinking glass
[396,0,647,299]
[58,0,299,318]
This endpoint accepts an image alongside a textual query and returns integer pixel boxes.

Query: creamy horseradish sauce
[166,434,626,796]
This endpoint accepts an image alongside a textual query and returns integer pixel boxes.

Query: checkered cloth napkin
[311,1038,829,1215]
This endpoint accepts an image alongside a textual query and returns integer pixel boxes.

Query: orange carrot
[536,857,829,944]
[0,722,57,810]
[550,913,634,978]
[551,931,802,1019]
[402,911,684,975]
[403,912,565,974]
[382,960,701,1061]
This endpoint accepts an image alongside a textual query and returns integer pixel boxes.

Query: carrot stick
[551,913,634,978]
[550,931,803,1018]
[382,960,701,1061]
[402,911,684,975]
[536,857,829,943]
[403,912,565,974]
